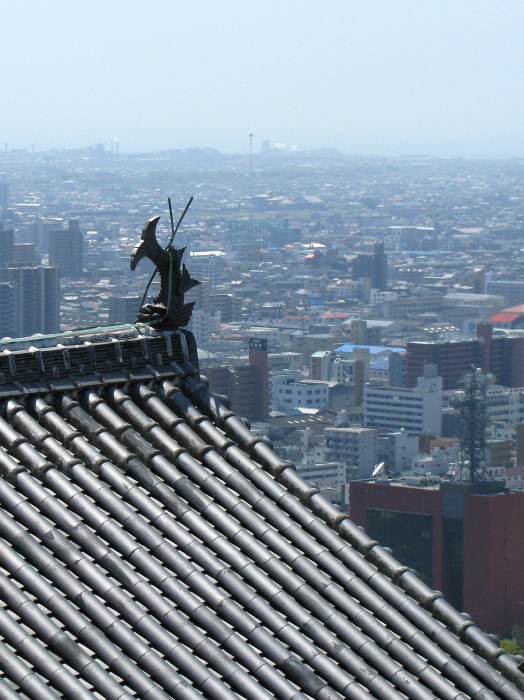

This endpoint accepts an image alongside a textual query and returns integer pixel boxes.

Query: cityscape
[2,2,524,696]
[2,143,524,639]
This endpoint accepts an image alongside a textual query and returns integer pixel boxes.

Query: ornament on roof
[131,197,200,329]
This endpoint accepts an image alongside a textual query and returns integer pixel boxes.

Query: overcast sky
[1,1,524,157]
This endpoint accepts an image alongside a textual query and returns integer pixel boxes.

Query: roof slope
[0,328,521,699]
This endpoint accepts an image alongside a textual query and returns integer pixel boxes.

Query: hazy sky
[2,1,524,157]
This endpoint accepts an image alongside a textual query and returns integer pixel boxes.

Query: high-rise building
[343,318,382,345]
[48,219,83,278]
[209,292,242,323]
[187,308,220,347]
[13,243,36,265]
[0,224,14,267]
[0,265,59,335]
[205,338,269,421]
[0,282,17,338]
[351,241,388,290]
[248,337,270,419]
[188,251,224,286]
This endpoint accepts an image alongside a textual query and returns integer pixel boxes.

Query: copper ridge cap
[0,323,164,353]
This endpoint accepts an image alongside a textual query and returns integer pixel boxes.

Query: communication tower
[455,367,492,482]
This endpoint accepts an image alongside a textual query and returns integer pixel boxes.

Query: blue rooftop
[335,344,405,354]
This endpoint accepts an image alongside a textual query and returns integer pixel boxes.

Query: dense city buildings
[3,144,524,655]
[406,324,524,389]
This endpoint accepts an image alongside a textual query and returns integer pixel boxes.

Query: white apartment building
[187,309,220,348]
[486,386,524,427]
[271,374,330,411]
[369,289,398,305]
[324,426,376,480]
[411,445,459,476]
[376,430,419,471]
[485,278,524,302]
[364,364,443,436]
[296,463,347,489]
[189,251,225,286]
[310,351,365,385]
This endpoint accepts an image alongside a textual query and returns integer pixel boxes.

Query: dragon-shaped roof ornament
[131,197,200,330]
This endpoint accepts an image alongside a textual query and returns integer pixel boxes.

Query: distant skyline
[2,1,524,158]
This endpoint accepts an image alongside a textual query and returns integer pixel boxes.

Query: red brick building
[350,479,524,633]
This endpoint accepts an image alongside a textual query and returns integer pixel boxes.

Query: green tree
[500,639,523,656]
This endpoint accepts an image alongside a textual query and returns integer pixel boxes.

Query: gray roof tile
[0,329,520,699]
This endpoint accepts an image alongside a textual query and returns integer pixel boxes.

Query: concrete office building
[405,338,484,390]
[296,462,347,489]
[485,278,524,301]
[272,375,330,412]
[187,308,220,348]
[189,251,224,286]
[209,292,242,323]
[364,364,443,436]
[343,318,381,345]
[486,385,524,427]
[376,430,420,472]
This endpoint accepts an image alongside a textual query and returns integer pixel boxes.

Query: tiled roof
[0,327,521,699]
[488,314,522,324]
